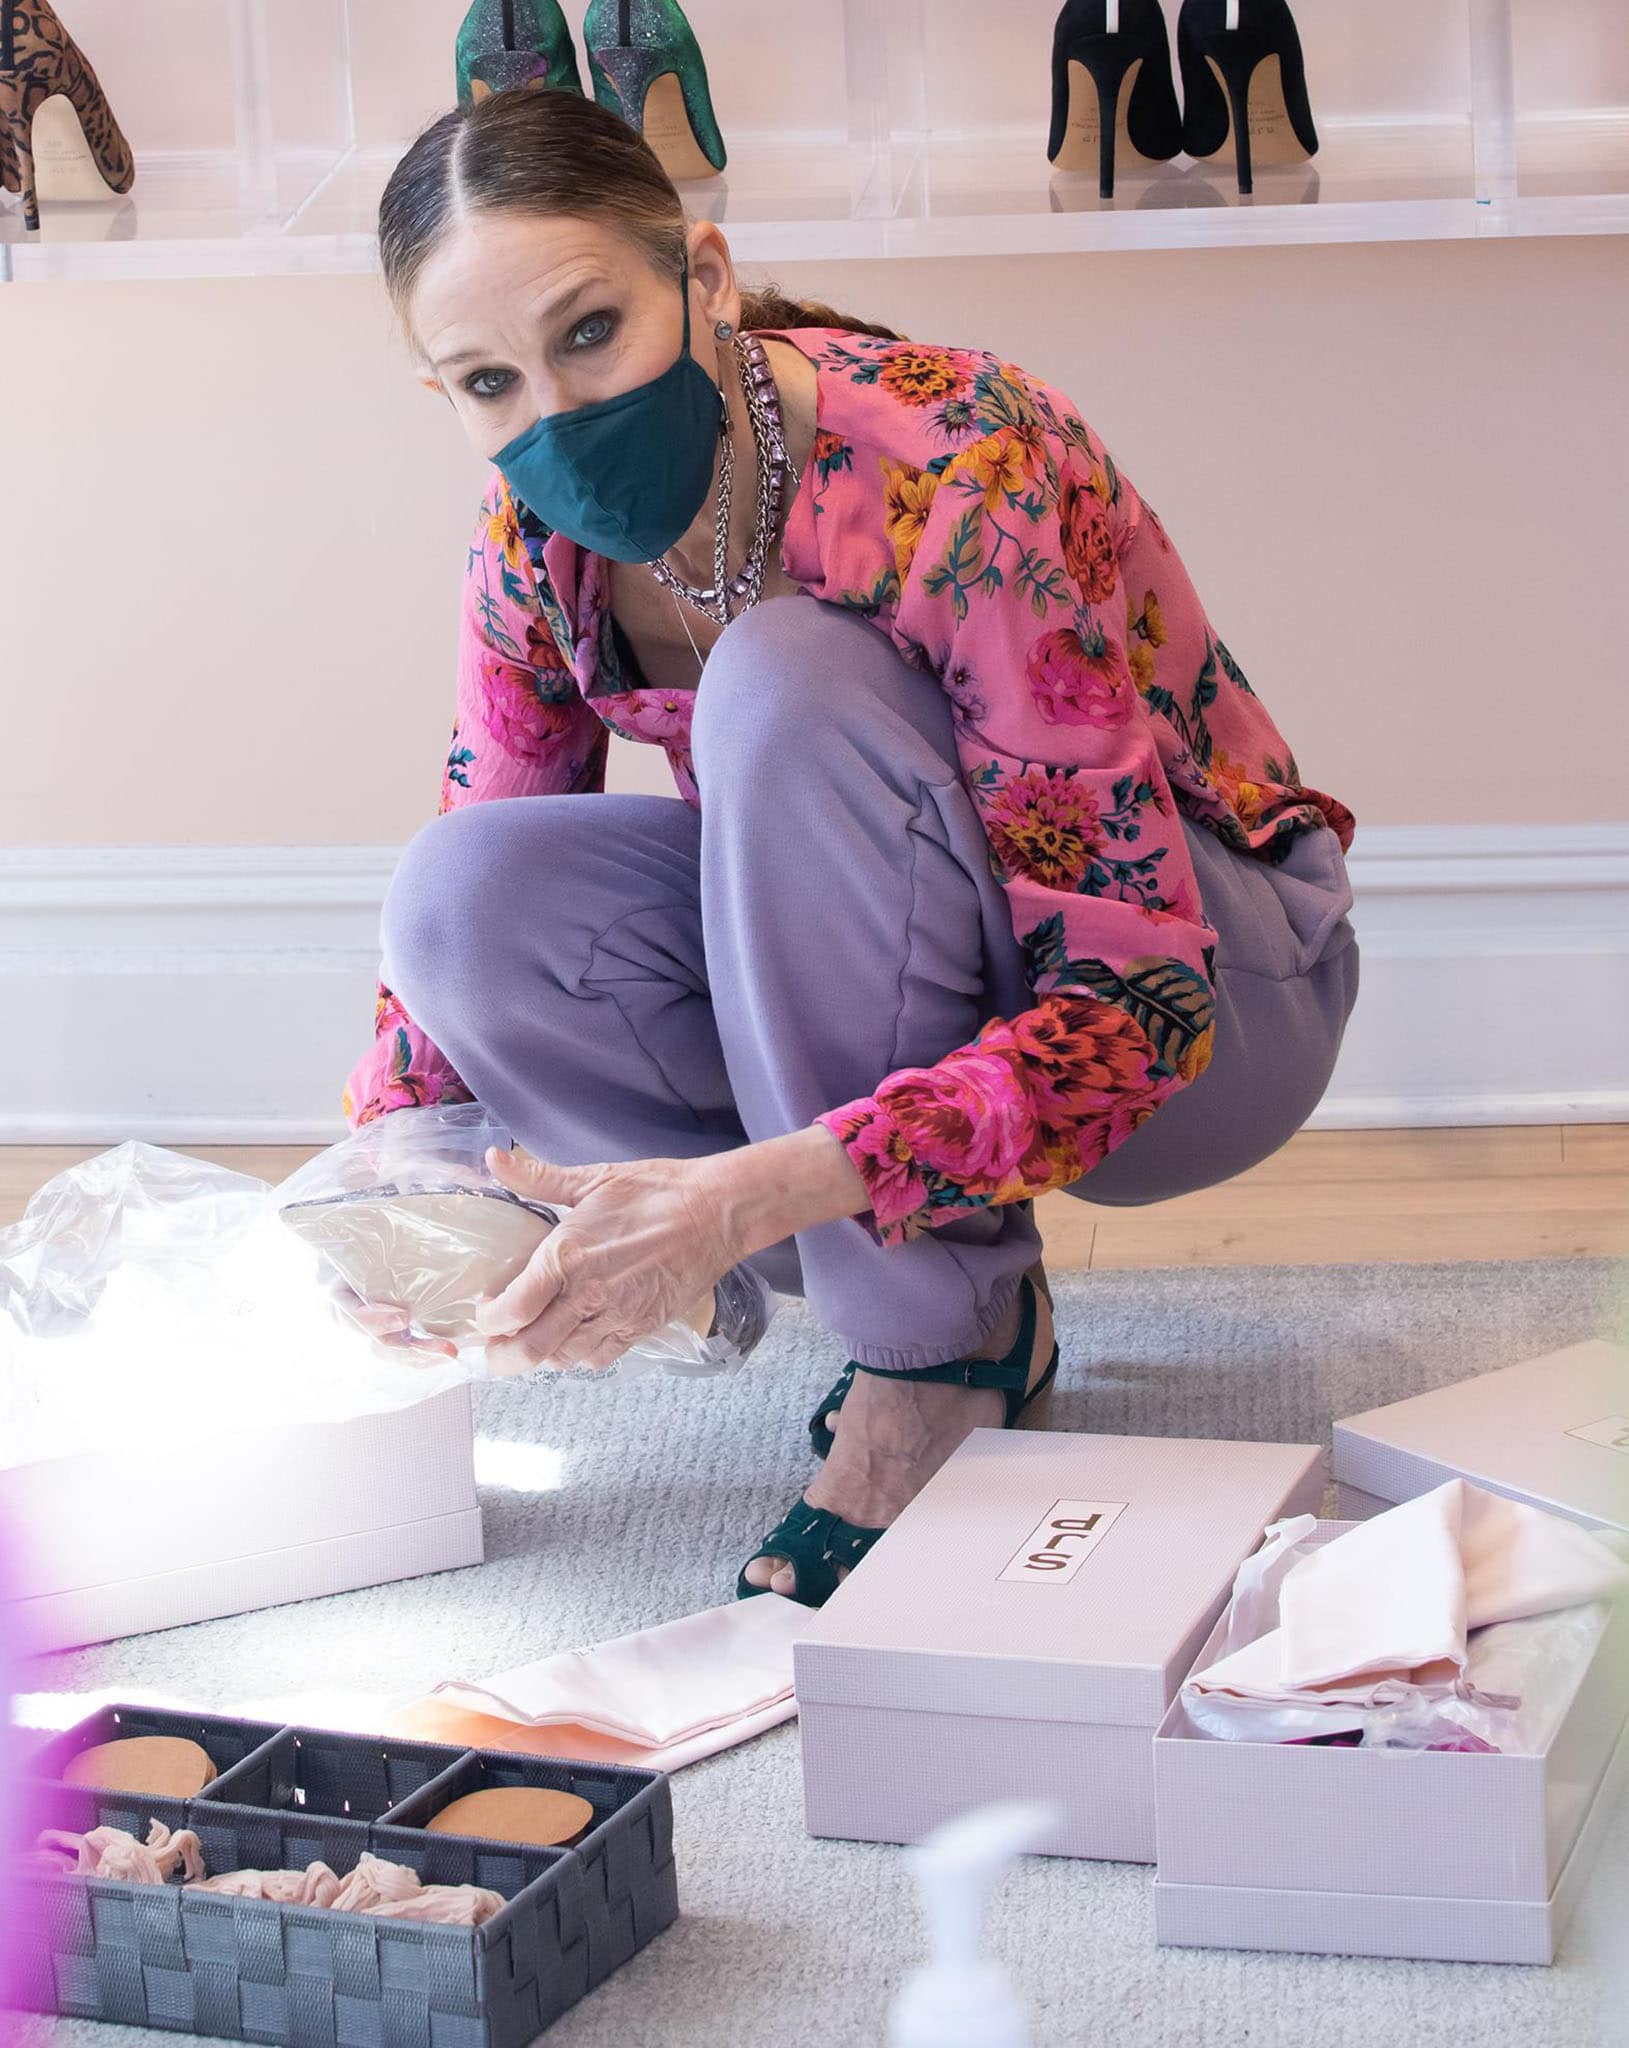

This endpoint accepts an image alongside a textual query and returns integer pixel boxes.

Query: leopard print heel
[1,2,135,233]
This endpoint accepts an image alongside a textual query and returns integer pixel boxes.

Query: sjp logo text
[998,1498,1128,1585]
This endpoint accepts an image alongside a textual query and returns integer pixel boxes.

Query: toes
[746,1555,850,1601]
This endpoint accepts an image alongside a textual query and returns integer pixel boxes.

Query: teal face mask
[492,250,724,563]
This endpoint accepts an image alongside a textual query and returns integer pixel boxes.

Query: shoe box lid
[1334,1336,1629,1535]
[793,1429,1323,1731]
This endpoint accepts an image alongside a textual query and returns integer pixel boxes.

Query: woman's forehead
[411,214,639,351]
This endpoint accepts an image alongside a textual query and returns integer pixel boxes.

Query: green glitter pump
[455,0,585,106]
[584,0,727,180]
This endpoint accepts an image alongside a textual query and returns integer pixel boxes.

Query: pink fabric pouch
[1180,1479,1629,1747]
[386,1597,822,1772]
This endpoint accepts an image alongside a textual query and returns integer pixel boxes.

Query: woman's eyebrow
[433,278,609,371]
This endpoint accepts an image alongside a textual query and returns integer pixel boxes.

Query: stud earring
[714,319,734,338]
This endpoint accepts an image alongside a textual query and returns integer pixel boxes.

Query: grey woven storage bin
[201,1725,475,1823]
[381,1747,679,1986]
[26,1702,288,1788]
[8,1705,678,2044]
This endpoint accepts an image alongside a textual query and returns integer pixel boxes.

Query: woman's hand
[318,1260,459,1363]
[472,1144,745,1375]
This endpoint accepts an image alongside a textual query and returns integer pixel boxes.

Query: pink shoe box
[0,1385,484,1653]
[793,1428,1323,1863]
[1332,1337,1629,1532]
[1152,1518,1629,1965]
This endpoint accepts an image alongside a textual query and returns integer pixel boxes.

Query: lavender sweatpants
[380,593,1359,1371]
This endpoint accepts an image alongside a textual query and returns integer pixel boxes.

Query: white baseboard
[1,826,1626,1143]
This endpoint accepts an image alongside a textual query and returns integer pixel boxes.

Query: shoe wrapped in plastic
[273,1101,775,1381]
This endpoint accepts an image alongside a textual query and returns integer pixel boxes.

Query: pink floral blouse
[343,326,1356,1249]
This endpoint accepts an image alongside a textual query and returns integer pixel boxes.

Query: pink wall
[2,232,1620,846]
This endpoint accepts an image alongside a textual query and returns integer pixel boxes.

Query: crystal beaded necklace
[652,331,800,666]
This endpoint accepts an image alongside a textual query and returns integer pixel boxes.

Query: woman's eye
[465,368,514,400]
[568,311,616,350]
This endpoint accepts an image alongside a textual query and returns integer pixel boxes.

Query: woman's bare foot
[742,1261,1055,1600]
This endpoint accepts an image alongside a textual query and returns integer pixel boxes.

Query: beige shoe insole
[31,94,124,203]
[638,71,718,184]
[1050,56,1144,174]
[1204,52,1309,168]
[63,1735,218,1798]
[281,1187,559,1343]
[425,1785,595,1848]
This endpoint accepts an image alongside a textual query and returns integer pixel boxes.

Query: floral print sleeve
[1115,486,1356,862]
[341,471,609,1128]
[804,345,1225,1247]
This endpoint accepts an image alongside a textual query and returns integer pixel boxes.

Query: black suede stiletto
[1177,0,1318,196]
[1047,0,1182,199]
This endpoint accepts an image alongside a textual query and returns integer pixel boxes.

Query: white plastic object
[271,1101,775,1381]
[1201,1510,1320,1660]
[886,1798,1059,2048]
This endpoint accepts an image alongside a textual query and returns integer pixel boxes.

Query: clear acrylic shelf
[2,0,1624,282]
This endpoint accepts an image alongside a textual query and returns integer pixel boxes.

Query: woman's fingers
[549,1312,625,1373]
[319,1266,457,1359]
[484,1312,620,1377]
[480,1290,625,1376]
[389,1328,461,1361]
[487,1146,604,1207]
[336,1291,413,1341]
[475,1227,582,1337]
[483,1319,578,1377]
[348,1302,457,1360]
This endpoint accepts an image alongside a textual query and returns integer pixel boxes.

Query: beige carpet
[11,1254,1629,2048]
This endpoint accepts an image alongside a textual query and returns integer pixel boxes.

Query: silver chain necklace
[667,580,706,675]
[650,332,800,646]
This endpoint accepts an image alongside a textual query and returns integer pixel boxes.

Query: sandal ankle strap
[853,1272,1039,1396]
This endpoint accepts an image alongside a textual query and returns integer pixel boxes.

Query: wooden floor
[4,1126,1627,1270]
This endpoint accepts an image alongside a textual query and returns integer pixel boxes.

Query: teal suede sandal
[807,1269,1057,1461]
[733,1497,890,1607]
[739,1272,1060,1609]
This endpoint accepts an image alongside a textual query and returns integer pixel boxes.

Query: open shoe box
[9,1702,678,2043]
[1151,1519,1629,1965]
[0,1385,485,1655]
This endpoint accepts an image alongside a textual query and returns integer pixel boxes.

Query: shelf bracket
[1467,0,1517,221]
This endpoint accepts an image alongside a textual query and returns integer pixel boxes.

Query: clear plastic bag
[271,1100,775,1381]
[0,1141,480,1466]
[0,1110,778,1468]
[0,1140,270,1341]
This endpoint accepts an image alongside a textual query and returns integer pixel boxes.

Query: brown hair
[378,89,905,350]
